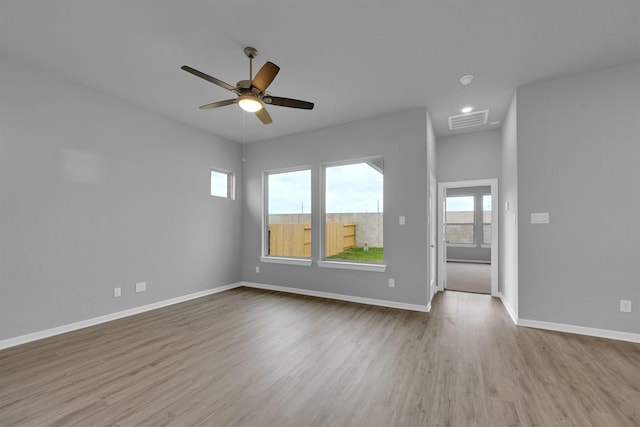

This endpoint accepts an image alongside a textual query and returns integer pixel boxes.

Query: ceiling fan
[181,47,314,124]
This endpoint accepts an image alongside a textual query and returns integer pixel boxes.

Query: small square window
[211,169,234,199]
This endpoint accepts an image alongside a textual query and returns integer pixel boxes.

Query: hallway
[446,261,491,294]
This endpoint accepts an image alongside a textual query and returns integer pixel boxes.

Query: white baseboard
[241,281,431,313]
[447,259,491,264]
[517,318,640,344]
[0,283,243,350]
[498,292,518,324]
[496,293,639,343]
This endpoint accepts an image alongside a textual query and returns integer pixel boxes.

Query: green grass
[327,247,384,262]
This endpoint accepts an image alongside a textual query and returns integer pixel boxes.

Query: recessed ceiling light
[459,75,474,85]
[461,106,473,113]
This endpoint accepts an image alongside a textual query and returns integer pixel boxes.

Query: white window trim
[211,167,235,200]
[317,260,387,272]
[262,165,313,261]
[260,256,313,266]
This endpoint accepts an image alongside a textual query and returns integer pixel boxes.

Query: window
[211,169,234,199]
[446,195,475,244]
[264,168,311,260]
[483,194,491,245]
[322,159,384,264]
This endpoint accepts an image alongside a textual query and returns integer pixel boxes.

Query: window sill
[260,256,312,267]
[446,243,477,248]
[317,260,387,272]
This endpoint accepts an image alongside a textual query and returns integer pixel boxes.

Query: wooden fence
[268,224,311,257]
[325,222,356,257]
[268,222,356,258]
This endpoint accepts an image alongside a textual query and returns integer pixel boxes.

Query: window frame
[260,165,313,266]
[210,168,235,200]
[482,193,492,247]
[317,156,387,273]
[445,194,476,246]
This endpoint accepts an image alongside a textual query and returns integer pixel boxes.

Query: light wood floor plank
[1,288,639,426]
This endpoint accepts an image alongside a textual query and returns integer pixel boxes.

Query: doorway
[429,172,437,301]
[437,179,498,296]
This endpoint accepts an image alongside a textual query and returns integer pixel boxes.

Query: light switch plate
[531,213,550,224]
[399,216,405,225]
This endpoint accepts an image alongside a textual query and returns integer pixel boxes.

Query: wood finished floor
[1,288,639,426]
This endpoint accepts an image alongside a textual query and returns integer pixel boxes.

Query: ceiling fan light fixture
[238,95,263,112]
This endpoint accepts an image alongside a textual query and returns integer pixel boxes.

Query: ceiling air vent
[448,110,489,130]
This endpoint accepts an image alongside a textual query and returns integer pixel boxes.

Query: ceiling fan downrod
[244,47,258,81]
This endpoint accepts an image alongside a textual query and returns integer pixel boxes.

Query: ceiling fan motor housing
[236,80,262,98]
[235,79,250,91]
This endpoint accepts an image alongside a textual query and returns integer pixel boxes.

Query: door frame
[428,172,437,301]
[437,178,499,296]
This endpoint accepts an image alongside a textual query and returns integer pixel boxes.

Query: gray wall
[437,128,501,183]
[0,53,244,341]
[500,93,519,317]
[241,109,432,306]
[517,62,640,333]
[436,129,500,263]
[445,186,491,262]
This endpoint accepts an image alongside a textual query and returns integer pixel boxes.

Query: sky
[446,195,491,212]
[210,170,230,198]
[267,163,383,214]
[268,169,312,214]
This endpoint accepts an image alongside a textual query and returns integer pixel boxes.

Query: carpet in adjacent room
[445,261,491,294]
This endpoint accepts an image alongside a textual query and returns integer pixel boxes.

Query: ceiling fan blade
[181,66,236,92]
[265,96,314,110]
[199,99,237,110]
[252,61,280,93]
[255,107,273,125]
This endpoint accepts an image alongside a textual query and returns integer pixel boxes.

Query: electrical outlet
[135,282,147,293]
[389,278,395,288]
[620,300,632,313]
[255,266,260,273]
[113,287,121,298]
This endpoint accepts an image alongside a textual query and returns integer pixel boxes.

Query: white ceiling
[1,1,638,143]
